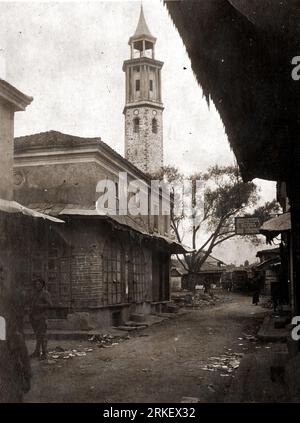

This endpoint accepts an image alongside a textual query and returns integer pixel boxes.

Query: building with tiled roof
[13,126,185,325]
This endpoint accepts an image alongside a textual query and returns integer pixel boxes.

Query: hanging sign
[235,217,261,235]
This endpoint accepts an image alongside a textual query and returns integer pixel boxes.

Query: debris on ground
[46,333,130,362]
[243,333,257,342]
[88,333,130,347]
[47,347,91,361]
[199,325,261,377]
[181,397,200,403]
[200,352,243,375]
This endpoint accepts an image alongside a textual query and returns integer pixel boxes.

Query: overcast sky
[0,0,277,264]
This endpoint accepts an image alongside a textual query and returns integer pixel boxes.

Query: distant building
[256,247,281,264]
[170,259,188,291]
[171,255,226,291]
[255,247,281,296]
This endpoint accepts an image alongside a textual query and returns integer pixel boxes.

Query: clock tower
[123,6,164,175]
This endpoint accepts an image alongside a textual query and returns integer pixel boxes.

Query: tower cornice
[122,57,164,72]
[123,102,164,115]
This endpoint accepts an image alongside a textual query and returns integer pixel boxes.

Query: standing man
[252,272,261,306]
[271,282,280,313]
[29,278,52,360]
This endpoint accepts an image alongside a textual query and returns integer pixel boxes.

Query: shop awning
[24,203,191,254]
[0,199,64,223]
[255,258,281,271]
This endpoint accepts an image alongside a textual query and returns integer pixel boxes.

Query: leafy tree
[250,200,281,222]
[155,165,279,289]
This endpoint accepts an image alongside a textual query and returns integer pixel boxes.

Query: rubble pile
[191,293,225,308]
[172,291,231,309]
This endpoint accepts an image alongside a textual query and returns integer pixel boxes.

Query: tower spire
[129,5,156,51]
[132,5,155,41]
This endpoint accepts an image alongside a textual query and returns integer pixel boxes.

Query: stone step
[124,320,150,327]
[165,303,179,313]
[129,313,146,323]
[117,325,147,331]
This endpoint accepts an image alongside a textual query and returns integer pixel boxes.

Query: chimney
[0,80,32,200]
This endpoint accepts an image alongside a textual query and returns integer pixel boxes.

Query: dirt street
[24,293,270,403]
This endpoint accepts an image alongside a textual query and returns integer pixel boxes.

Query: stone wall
[125,106,163,175]
[14,155,169,236]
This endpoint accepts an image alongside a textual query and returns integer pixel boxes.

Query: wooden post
[289,141,300,317]
[290,208,300,316]
[288,139,300,352]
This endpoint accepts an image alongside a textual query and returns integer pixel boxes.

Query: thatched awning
[260,212,291,233]
[260,212,291,242]
[165,1,300,182]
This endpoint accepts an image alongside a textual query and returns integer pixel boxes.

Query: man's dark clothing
[29,288,52,357]
[0,296,31,403]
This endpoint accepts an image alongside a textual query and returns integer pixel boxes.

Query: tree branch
[171,213,183,244]
[212,233,236,248]
[176,254,189,272]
